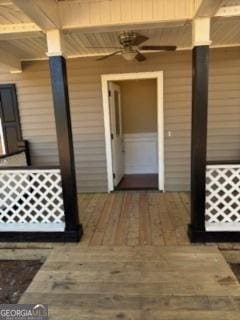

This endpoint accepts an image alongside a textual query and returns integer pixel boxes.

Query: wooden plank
[139,192,152,245]
[24,278,240,297]
[89,193,115,245]
[171,192,190,223]
[80,193,108,245]
[148,192,165,245]
[48,249,223,264]
[30,270,238,286]
[42,260,232,274]
[20,291,240,310]
[102,192,124,245]
[179,192,191,215]
[0,249,49,261]
[158,193,178,245]
[164,193,189,245]
[50,244,219,254]
[114,193,131,245]
[44,308,240,320]
[126,192,140,246]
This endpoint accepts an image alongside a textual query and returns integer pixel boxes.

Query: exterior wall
[0,48,239,192]
[0,63,58,167]
[208,51,240,162]
[116,79,157,134]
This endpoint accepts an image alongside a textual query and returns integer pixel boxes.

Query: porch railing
[0,166,65,232]
[205,161,240,231]
[0,150,27,167]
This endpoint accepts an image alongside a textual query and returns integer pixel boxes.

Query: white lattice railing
[0,167,65,231]
[205,164,240,231]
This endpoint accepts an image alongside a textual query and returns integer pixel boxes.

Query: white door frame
[101,71,164,192]
[0,117,6,155]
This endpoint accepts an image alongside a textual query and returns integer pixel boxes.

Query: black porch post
[49,56,82,241]
[189,45,209,241]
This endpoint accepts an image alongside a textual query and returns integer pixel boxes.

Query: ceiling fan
[90,31,177,62]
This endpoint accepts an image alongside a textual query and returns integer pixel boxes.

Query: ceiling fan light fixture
[122,49,137,61]
[95,31,177,62]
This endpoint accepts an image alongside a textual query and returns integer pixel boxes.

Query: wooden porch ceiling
[0,0,239,68]
[0,16,239,62]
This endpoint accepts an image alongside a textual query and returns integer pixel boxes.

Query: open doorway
[102,72,164,192]
[110,79,158,190]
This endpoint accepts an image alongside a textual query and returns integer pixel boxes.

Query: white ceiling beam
[215,5,240,17]
[195,0,224,17]
[12,0,60,30]
[192,18,211,47]
[0,23,41,40]
[64,20,187,33]
[46,29,66,57]
[0,47,21,73]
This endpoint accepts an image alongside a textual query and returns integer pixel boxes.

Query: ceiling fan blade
[135,51,146,62]
[86,46,122,49]
[140,45,177,51]
[131,33,149,46]
[96,50,122,61]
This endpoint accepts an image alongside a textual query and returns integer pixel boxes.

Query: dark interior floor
[115,174,158,190]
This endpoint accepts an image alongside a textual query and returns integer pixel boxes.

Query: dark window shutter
[0,85,22,153]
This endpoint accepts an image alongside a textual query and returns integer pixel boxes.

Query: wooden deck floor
[79,191,191,246]
[17,192,240,319]
[20,246,240,319]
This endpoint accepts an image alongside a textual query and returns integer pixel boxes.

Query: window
[0,84,22,154]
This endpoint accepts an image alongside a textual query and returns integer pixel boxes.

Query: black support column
[49,56,82,241]
[188,45,209,242]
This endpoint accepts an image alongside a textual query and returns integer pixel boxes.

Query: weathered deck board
[80,191,191,246]
[18,192,240,319]
[20,246,240,319]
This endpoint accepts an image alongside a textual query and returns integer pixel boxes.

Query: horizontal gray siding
[208,49,240,165]
[0,47,239,192]
[0,65,59,168]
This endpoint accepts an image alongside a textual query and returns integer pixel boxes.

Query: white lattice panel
[205,164,240,231]
[0,168,65,231]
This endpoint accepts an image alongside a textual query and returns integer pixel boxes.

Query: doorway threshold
[115,174,158,191]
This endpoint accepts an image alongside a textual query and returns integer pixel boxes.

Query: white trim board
[0,223,65,232]
[206,223,240,232]
[0,117,6,155]
[101,71,164,192]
